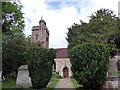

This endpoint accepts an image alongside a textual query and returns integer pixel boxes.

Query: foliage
[2,36,27,76]
[66,9,120,55]
[69,43,110,88]
[2,2,26,76]
[27,47,55,89]
[2,2,24,36]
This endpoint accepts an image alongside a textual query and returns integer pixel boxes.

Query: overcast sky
[21,0,120,49]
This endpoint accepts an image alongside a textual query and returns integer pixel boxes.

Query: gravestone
[16,65,32,88]
[109,55,120,73]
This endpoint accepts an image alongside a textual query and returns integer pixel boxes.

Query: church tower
[32,17,49,48]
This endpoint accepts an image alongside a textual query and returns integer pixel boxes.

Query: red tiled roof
[56,48,68,58]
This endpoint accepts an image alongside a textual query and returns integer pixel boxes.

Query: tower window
[35,34,38,40]
[46,37,48,42]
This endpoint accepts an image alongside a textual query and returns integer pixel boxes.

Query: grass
[71,78,83,88]
[2,76,59,90]
[2,78,16,88]
[108,72,120,77]
[46,78,59,88]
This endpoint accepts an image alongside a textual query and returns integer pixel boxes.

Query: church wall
[54,58,72,77]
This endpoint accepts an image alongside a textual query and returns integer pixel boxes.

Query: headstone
[16,65,32,88]
[109,55,120,73]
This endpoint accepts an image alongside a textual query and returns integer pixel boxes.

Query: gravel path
[55,78,75,89]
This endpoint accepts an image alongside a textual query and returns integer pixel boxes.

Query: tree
[2,2,26,77]
[69,43,109,89]
[2,2,24,36]
[2,36,27,76]
[27,47,55,89]
[66,9,120,54]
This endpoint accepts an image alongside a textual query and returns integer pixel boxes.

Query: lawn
[71,78,83,88]
[2,78,16,88]
[46,78,59,88]
[2,77,59,90]
[108,72,120,77]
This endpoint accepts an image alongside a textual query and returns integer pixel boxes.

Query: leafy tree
[2,2,24,36]
[2,36,27,76]
[2,2,25,77]
[66,9,120,55]
[69,43,109,89]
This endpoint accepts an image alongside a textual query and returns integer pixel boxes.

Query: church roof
[56,48,68,58]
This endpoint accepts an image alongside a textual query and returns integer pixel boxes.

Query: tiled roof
[56,48,68,58]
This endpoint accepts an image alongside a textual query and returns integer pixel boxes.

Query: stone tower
[32,17,49,48]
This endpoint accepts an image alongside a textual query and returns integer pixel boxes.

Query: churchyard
[2,1,120,90]
[2,72,60,89]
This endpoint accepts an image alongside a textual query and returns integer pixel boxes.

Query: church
[32,18,72,78]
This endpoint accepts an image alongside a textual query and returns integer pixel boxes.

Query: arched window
[35,34,38,40]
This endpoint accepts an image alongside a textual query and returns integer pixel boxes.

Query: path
[55,78,75,89]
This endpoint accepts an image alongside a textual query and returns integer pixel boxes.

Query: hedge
[27,47,55,89]
[69,43,109,89]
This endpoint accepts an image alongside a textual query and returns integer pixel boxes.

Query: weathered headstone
[109,55,120,73]
[16,65,32,88]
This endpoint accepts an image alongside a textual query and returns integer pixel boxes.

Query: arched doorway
[63,67,69,78]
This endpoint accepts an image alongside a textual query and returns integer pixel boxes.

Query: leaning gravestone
[16,65,32,88]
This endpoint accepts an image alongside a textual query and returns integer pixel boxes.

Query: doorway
[63,67,69,78]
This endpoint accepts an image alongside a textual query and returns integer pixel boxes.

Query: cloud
[21,0,119,48]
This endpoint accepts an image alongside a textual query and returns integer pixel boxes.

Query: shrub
[27,47,55,89]
[69,43,109,89]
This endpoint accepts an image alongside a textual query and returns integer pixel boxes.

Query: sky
[20,0,120,49]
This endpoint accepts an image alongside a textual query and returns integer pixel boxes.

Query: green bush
[69,43,109,89]
[27,47,55,89]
